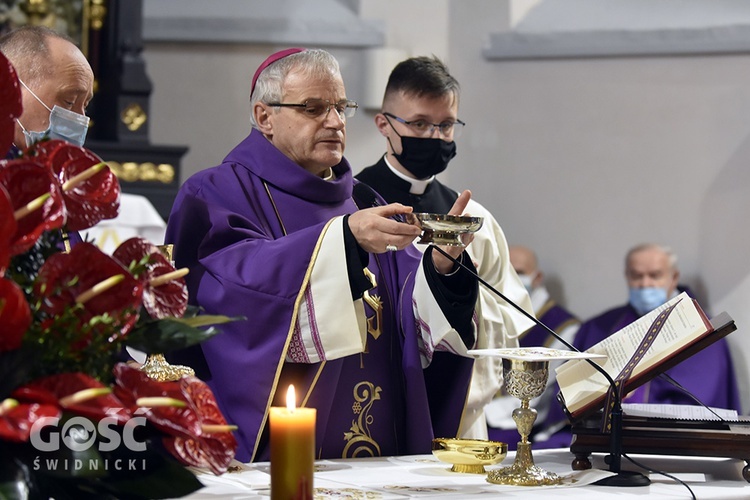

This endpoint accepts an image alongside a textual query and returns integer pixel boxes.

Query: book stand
[565,313,750,482]
[570,414,750,481]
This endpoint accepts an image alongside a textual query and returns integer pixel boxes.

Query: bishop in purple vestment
[166,49,483,462]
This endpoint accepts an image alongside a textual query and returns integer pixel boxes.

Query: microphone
[429,244,650,487]
[352,181,406,222]
[352,181,380,209]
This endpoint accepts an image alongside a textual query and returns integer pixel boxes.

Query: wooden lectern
[564,312,750,482]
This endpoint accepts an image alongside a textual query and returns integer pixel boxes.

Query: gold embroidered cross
[362,268,382,356]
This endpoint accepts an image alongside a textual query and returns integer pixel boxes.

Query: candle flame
[286,385,296,412]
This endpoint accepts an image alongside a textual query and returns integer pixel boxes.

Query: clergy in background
[573,243,740,410]
[485,245,580,449]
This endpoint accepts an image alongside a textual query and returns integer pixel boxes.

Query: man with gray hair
[573,243,739,409]
[0,25,92,152]
[540,243,741,447]
[167,48,485,462]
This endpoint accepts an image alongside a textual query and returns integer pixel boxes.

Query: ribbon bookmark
[600,299,682,433]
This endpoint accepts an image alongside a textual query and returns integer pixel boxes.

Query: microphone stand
[430,245,649,486]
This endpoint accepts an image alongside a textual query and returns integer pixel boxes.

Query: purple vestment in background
[518,302,579,349]
[541,301,741,448]
[166,130,473,462]
[572,303,741,410]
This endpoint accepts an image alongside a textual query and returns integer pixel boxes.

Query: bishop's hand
[431,190,474,275]
[348,203,422,254]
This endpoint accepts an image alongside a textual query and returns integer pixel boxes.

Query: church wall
[141,0,750,413]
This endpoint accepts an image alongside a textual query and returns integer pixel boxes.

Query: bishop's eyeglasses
[383,112,466,139]
[268,98,358,119]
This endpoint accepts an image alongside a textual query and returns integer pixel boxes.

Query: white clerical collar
[383,156,434,195]
[322,167,335,181]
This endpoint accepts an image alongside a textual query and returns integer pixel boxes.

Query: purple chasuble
[166,130,472,462]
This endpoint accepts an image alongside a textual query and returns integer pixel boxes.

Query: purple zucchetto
[250,47,306,96]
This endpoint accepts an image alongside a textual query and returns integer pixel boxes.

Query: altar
[183,448,750,499]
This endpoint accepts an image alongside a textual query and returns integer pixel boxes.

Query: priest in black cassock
[356,56,534,439]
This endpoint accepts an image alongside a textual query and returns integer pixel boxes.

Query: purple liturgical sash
[519,300,579,349]
[166,130,473,462]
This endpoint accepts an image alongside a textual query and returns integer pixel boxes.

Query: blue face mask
[628,287,668,316]
[517,273,536,294]
[18,79,89,147]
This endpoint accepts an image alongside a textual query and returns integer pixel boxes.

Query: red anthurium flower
[0,399,60,443]
[47,143,120,231]
[0,159,66,256]
[113,363,201,439]
[34,242,144,340]
[113,364,236,474]
[0,184,15,273]
[0,51,22,157]
[24,139,68,165]
[0,277,31,352]
[162,375,237,475]
[13,372,132,425]
[113,237,188,319]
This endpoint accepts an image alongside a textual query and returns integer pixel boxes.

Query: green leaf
[180,305,203,319]
[124,316,240,354]
[15,430,106,480]
[0,444,34,500]
[0,480,28,500]
[96,454,204,499]
[170,315,243,329]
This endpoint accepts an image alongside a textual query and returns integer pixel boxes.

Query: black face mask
[390,135,457,180]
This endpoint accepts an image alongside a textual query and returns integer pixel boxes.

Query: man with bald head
[508,245,580,350]
[0,25,93,153]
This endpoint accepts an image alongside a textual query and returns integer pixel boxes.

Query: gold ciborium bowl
[432,438,508,474]
[406,213,484,247]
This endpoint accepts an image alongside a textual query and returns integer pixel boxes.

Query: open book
[555,292,714,419]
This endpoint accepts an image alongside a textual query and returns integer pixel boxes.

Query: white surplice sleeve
[284,216,369,363]
[284,215,474,367]
[456,199,536,439]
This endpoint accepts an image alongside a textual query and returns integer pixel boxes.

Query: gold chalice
[486,357,563,486]
[140,353,194,382]
[406,213,483,247]
[432,438,507,474]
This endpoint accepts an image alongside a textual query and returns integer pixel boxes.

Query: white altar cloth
[82,193,166,253]
[183,448,750,499]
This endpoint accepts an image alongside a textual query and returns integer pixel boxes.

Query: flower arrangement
[0,52,237,499]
